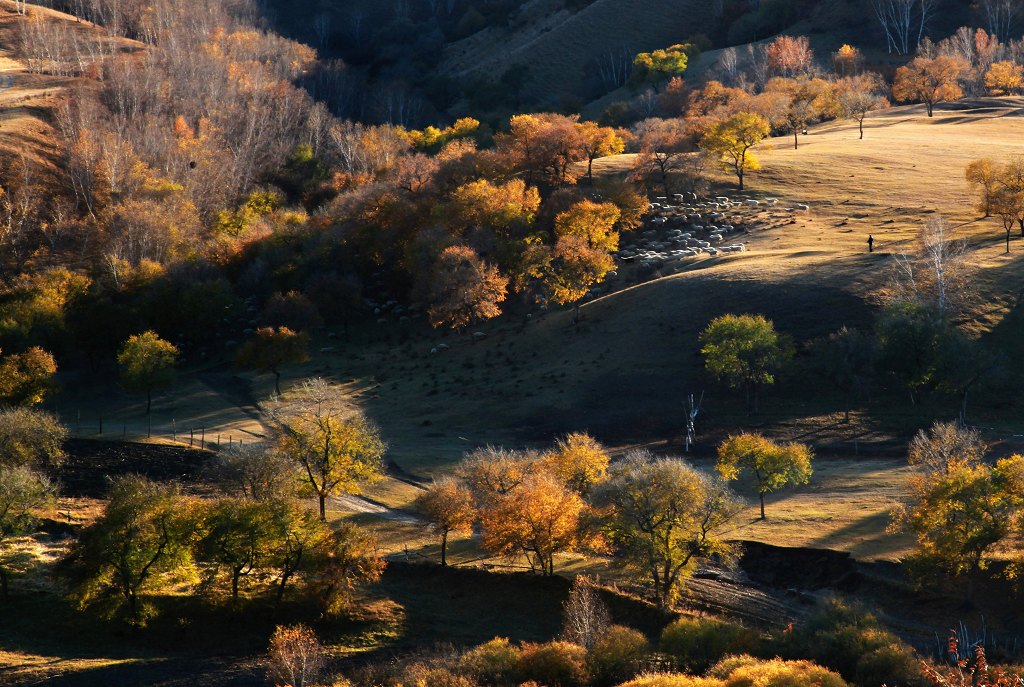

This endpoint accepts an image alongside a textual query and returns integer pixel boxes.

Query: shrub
[460,638,520,686]
[267,624,325,687]
[774,600,921,686]
[620,674,726,687]
[707,656,765,679]
[660,618,760,674]
[854,642,922,687]
[723,658,848,687]
[405,664,477,687]
[588,625,649,686]
[516,641,589,687]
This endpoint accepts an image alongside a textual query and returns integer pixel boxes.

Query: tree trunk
[737,168,744,191]
[859,117,865,139]
[759,492,766,520]
[274,369,282,396]
[146,389,152,415]
[232,570,240,603]
[1018,217,1024,237]
[318,493,326,521]
[1007,228,1011,254]
[793,129,799,150]
[440,531,448,567]
[588,157,595,184]
[0,569,7,599]
[926,101,934,117]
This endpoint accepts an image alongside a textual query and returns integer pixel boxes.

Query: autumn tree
[267,378,386,520]
[984,60,1024,95]
[700,314,793,412]
[595,451,741,609]
[402,117,480,153]
[479,471,584,576]
[538,235,616,323]
[304,522,385,615]
[833,44,863,76]
[630,118,699,197]
[965,158,999,217]
[539,432,610,495]
[414,477,475,566]
[766,35,814,77]
[62,475,198,624]
[457,446,534,509]
[892,424,1024,600]
[699,113,771,191]
[892,56,966,117]
[236,327,310,395]
[426,246,509,331]
[554,200,622,252]
[0,347,57,406]
[0,465,55,598]
[838,74,890,140]
[765,77,833,150]
[0,407,67,470]
[575,122,626,183]
[117,330,179,414]
[446,178,541,239]
[494,113,587,186]
[717,433,813,519]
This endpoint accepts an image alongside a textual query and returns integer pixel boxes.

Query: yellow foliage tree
[539,432,610,495]
[699,113,771,191]
[426,245,509,331]
[716,433,813,519]
[554,200,622,252]
[984,61,1024,96]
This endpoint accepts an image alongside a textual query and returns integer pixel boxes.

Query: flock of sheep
[615,192,808,269]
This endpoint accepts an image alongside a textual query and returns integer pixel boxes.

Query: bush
[854,642,922,687]
[707,656,764,679]
[588,625,649,686]
[404,664,477,687]
[460,638,520,686]
[774,600,921,686]
[723,658,848,687]
[660,618,760,674]
[620,674,726,687]
[517,641,589,687]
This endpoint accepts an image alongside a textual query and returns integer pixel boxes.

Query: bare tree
[717,47,739,85]
[980,0,1018,42]
[560,576,611,650]
[874,0,936,55]
[890,215,972,316]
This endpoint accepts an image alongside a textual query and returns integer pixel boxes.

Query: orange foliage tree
[892,56,966,117]
[426,246,509,331]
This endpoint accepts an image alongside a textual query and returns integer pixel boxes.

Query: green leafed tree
[716,433,813,519]
[700,314,792,412]
[62,475,198,624]
[0,407,67,470]
[117,330,179,414]
[594,450,741,610]
[0,465,55,598]
[237,326,310,396]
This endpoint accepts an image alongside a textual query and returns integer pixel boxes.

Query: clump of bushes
[588,625,650,686]
[772,600,922,687]
[660,617,761,674]
[516,641,590,687]
[620,658,848,687]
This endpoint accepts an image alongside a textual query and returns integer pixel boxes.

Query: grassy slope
[439,0,712,107]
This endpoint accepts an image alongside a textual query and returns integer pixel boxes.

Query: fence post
[190,428,194,448]
[172,419,176,442]
[201,426,205,450]
[148,415,151,439]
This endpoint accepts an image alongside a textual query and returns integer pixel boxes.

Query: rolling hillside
[439,0,713,106]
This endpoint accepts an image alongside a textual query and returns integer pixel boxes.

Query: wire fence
[62,410,266,451]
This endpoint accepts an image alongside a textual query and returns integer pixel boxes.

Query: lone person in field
[867,234,874,253]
